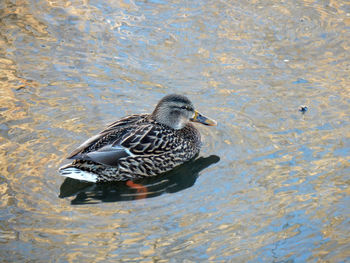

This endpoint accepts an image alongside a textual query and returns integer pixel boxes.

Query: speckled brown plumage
[59,94,216,182]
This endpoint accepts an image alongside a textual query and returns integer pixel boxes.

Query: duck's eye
[181,106,193,111]
[176,105,193,111]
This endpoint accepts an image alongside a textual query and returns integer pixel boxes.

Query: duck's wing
[66,114,147,161]
[67,116,176,167]
[102,114,148,133]
[118,123,176,155]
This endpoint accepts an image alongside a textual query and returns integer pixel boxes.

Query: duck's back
[59,114,202,182]
[67,114,148,160]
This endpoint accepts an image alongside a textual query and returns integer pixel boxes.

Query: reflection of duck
[59,94,217,182]
[59,155,220,204]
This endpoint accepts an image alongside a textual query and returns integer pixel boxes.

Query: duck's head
[151,94,217,130]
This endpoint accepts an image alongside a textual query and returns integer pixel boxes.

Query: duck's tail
[59,163,98,183]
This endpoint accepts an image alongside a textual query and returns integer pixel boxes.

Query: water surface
[0,0,349,262]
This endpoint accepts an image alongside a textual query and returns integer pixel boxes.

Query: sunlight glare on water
[0,0,349,262]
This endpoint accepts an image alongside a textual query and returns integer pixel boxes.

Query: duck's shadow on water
[59,155,220,204]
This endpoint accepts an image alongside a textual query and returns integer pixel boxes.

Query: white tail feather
[59,167,98,183]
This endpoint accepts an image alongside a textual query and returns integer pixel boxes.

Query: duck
[59,94,217,182]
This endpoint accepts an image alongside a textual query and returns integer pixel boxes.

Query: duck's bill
[190,110,217,126]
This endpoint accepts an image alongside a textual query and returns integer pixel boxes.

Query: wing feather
[66,114,181,167]
[66,114,146,160]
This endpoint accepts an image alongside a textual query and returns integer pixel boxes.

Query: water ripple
[0,0,349,262]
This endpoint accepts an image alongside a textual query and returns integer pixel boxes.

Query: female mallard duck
[59,94,217,182]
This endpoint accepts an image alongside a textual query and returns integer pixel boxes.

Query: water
[0,0,349,262]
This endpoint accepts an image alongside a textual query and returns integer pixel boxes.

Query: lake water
[0,0,349,262]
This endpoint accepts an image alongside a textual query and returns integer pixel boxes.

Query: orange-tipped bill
[190,110,217,126]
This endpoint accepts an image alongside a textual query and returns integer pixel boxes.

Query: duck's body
[59,94,216,182]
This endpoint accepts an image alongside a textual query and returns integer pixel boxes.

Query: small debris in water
[299,105,308,114]
[16,85,26,91]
